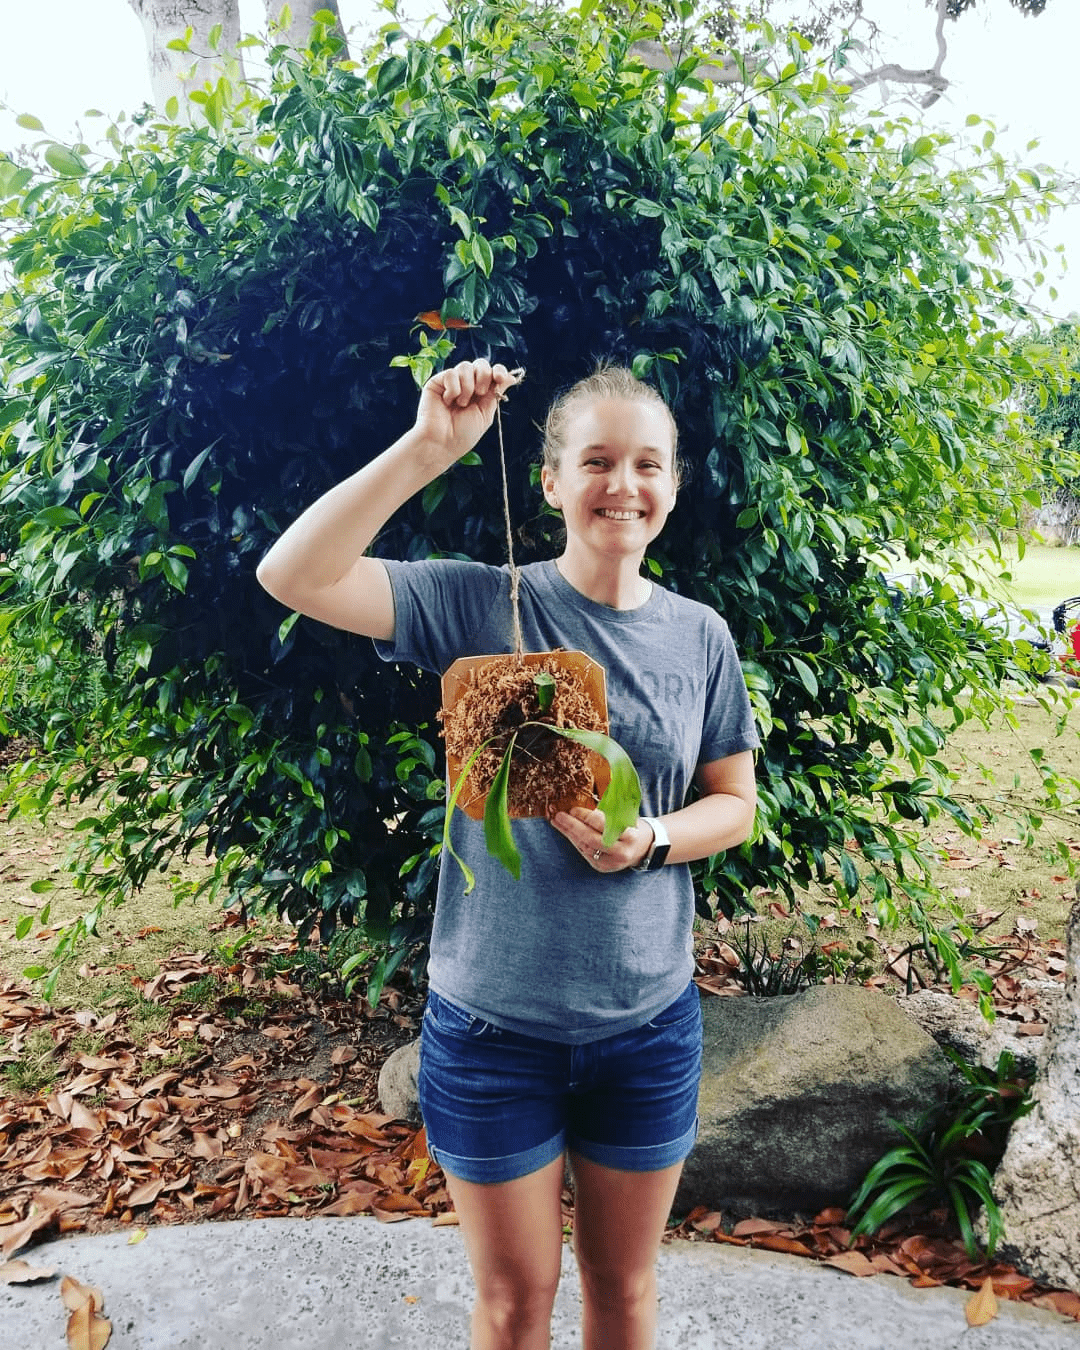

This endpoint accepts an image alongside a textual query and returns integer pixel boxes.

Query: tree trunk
[985,890,1080,1293]
[265,0,344,50]
[128,0,243,115]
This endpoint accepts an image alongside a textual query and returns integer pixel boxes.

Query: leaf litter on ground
[2,923,1079,1327]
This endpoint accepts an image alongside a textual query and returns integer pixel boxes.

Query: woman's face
[540,397,678,562]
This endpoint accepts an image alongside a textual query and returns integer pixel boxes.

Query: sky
[0,0,1078,319]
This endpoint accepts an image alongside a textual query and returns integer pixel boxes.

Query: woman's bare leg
[445,1154,566,1350]
[569,1153,684,1350]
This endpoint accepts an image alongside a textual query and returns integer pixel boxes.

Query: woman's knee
[475,1269,561,1334]
[574,1254,655,1311]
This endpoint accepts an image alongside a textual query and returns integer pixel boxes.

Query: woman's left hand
[551,807,653,873]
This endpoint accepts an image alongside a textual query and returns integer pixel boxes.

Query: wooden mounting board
[440,650,611,820]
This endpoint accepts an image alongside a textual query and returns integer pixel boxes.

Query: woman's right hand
[414,359,522,465]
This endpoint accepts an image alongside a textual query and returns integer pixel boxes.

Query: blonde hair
[541,365,681,485]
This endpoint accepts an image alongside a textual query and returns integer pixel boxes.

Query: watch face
[648,844,671,871]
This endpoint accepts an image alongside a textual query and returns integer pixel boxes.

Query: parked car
[882,570,1055,676]
[956,596,1053,652]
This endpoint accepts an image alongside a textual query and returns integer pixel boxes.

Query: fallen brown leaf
[753,1234,817,1258]
[61,1274,105,1313]
[126,1179,165,1208]
[0,1258,57,1283]
[822,1250,878,1277]
[66,1297,111,1350]
[0,1206,59,1257]
[1033,1291,1080,1319]
[731,1217,789,1237]
[966,1275,998,1326]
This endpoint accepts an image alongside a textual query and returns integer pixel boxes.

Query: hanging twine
[496,368,527,659]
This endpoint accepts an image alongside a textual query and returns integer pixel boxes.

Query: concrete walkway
[5,1217,1080,1349]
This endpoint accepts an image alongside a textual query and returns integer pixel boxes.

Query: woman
[257,358,759,1349]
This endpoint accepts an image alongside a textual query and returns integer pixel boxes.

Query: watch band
[633,816,671,872]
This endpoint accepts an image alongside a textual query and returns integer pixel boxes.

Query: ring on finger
[593,849,602,861]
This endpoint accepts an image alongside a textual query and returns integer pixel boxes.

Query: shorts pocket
[425,990,503,1040]
[645,982,701,1030]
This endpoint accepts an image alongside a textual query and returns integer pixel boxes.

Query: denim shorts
[417,982,703,1184]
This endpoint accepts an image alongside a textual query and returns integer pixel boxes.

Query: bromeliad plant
[846,1050,1034,1258]
[439,653,641,891]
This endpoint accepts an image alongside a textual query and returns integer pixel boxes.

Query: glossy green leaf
[535,725,642,846]
[182,438,220,491]
[484,737,521,881]
[442,736,500,894]
[44,144,87,177]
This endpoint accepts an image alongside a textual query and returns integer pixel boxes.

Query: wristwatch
[633,817,671,872]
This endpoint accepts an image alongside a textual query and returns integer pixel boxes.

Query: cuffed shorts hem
[428,1132,566,1185]
[569,1115,699,1173]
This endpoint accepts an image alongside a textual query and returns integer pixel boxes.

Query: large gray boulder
[378,1040,422,1124]
[377,985,953,1220]
[676,984,951,1218]
[984,893,1080,1293]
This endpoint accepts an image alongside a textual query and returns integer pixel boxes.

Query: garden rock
[984,892,1080,1293]
[377,1040,422,1125]
[675,984,951,1217]
[897,987,1057,1081]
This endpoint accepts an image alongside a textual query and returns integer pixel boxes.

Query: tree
[639,1,1052,106]
[127,1,1054,117]
[127,0,344,115]
[0,0,1075,1003]
[128,0,244,114]
[1023,323,1080,544]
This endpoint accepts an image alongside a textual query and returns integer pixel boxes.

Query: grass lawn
[1004,542,1080,610]
[880,541,1080,613]
[702,691,1080,998]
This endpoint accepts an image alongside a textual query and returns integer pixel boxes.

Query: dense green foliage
[1,0,1077,999]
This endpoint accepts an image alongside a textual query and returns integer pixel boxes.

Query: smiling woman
[256,354,760,1349]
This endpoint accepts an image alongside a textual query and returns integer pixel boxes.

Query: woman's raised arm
[256,360,519,639]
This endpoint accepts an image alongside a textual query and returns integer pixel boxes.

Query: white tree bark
[845,0,951,108]
[632,0,953,105]
[628,38,747,86]
[128,0,243,115]
[264,0,344,50]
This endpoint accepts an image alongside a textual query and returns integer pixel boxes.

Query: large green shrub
[1,1,1076,998]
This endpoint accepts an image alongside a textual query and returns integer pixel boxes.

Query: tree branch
[845,0,951,107]
[628,38,744,85]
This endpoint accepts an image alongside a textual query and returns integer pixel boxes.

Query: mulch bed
[2,921,1080,1325]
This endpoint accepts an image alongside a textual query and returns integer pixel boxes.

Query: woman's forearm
[660,788,757,867]
[255,360,519,635]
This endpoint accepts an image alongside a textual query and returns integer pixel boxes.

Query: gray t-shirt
[375,558,759,1043]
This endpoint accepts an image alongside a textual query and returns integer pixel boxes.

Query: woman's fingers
[429,360,520,409]
[552,808,644,872]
